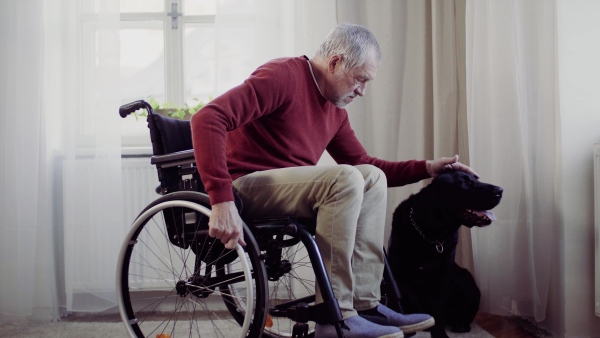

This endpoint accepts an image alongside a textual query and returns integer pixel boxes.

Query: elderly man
[191,23,475,338]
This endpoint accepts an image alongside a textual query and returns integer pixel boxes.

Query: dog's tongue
[474,210,496,221]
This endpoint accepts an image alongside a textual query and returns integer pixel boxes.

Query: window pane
[120,0,163,13]
[184,22,256,108]
[183,0,217,15]
[120,21,165,134]
[183,24,216,106]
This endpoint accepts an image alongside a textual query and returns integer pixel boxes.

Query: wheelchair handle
[119,100,154,118]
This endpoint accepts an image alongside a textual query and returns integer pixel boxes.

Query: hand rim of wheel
[115,200,254,338]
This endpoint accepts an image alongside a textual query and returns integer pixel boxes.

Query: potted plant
[132,97,212,121]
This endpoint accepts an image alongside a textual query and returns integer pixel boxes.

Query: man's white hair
[314,23,382,70]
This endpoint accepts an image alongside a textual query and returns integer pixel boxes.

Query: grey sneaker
[314,314,404,338]
[358,304,435,334]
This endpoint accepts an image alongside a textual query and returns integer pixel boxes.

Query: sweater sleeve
[191,61,295,204]
[326,114,430,187]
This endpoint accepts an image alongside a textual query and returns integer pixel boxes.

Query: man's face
[328,49,379,108]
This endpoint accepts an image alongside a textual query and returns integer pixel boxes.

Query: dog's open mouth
[462,209,497,226]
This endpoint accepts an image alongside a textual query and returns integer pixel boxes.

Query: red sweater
[191,56,429,204]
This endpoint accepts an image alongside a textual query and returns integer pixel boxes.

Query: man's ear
[327,54,344,74]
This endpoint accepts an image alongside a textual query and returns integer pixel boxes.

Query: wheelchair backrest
[148,112,193,155]
[147,113,206,197]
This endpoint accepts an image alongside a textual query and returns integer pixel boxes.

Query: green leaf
[142,96,213,120]
[148,97,160,110]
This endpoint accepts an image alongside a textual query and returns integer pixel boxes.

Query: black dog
[387,170,502,338]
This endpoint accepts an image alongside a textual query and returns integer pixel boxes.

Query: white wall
[552,0,600,336]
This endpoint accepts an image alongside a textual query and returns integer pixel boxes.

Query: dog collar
[409,207,445,254]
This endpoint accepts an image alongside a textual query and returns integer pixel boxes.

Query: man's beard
[332,93,354,108]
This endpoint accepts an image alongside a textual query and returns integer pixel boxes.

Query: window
[119,0,218,146]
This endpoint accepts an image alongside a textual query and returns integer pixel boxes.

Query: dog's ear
[419,176,449,207]
[430,172,455,196]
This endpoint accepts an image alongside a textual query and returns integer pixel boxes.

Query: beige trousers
[232,164,387,318]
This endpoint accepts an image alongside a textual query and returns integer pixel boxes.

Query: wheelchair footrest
[269,298,343,325]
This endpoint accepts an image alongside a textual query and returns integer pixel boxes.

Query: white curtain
[56,0,122,314]
[0,0,122,320]
[0,0,55,321]
[466,0,558,321]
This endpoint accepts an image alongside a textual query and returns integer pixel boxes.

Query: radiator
[121,157,172,290]
[121,157,161,226]
[595,144,600,317]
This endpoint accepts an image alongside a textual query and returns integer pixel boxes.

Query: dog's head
[426,170,503,227]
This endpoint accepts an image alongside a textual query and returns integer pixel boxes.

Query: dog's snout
[493,186,503,197]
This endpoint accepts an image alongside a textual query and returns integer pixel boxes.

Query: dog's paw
[450,323,472,333]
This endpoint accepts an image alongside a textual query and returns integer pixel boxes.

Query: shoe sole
[378,332,404,338]
[399,317,435,334]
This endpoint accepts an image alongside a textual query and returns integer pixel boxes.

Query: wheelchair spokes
[117,194,268,338]
[262,237,317,337]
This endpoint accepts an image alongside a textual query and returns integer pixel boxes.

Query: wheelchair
[116,100,405,338]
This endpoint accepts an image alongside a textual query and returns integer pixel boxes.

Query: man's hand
[426,155,479,178]
[209,201,247,249]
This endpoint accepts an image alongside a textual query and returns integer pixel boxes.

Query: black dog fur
[387,170,503,338]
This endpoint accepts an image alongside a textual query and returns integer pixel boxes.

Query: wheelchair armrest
[151,149,196,168]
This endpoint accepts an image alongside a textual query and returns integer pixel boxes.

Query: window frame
[119,0,216,149]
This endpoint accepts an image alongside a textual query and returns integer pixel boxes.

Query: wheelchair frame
[116,100,403,338]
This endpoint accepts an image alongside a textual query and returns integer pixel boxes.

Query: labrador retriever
[387,170,503,338]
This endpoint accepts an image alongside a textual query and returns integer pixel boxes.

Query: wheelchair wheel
[262,236,316,337]
[116,191,268,338]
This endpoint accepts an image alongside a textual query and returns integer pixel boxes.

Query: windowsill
[52,146,153,159]
[121,146,153,157]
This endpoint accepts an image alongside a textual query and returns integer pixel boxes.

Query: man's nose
[355,83,366,96]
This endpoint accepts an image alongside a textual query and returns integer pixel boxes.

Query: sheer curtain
[0,0,121,320]
[466,0,558,321]
[55,0,122,313]
[0,0,55,321]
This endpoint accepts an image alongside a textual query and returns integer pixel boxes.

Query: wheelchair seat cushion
[152,113,193,154]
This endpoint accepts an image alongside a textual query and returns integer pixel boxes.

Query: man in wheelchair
[191,23,477,338]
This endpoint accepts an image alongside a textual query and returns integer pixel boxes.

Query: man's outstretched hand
[426,155,479,178]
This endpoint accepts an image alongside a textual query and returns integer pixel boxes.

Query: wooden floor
[475,312,546,338]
